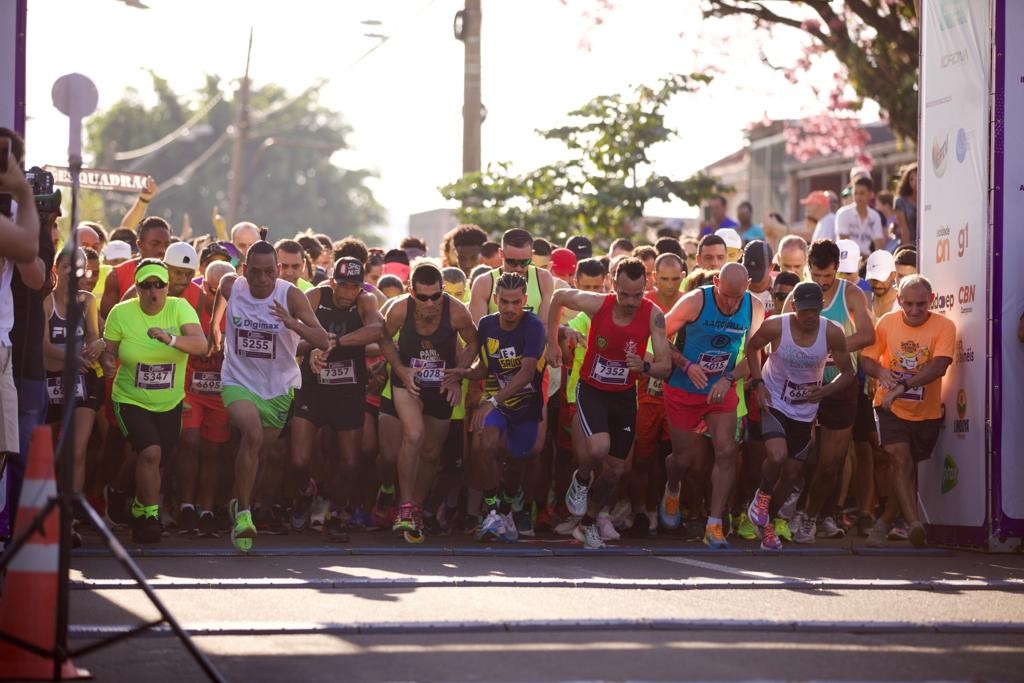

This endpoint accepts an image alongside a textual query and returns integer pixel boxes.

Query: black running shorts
[760,407,814,461]
[574,381,637,460]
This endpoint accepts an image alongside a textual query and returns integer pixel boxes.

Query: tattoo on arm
[654,312,665,329]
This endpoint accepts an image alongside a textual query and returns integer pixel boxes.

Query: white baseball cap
[102,240,132,262]
[866,249,896,282]
[715,228,742,250]
[837,239,861,274]
[164,241,198,270]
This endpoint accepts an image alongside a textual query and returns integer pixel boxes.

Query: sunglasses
[504,258,531,268]
[138,280,167,291]
[414,292,443,302]
[773,292,789,302]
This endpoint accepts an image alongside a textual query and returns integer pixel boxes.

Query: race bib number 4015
[236,328,277,360]
[698,352,730,375]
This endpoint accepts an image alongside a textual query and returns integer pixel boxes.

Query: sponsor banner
[995,0,1024,525]
[43,165,150,193]
[918,0,989,529]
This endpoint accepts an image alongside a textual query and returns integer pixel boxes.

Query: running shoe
[908,521,927,548]
[476,510,504,542]
[435,503,457,536]
[856,513,876,538]
[866,519,890,547]
[499,511,519,543]
[178,505,199,536]
[597,511,620,541]
[463,514,481,536]
[291,479,318,531]
[573,522,606,549]
[628,512,650,539]
[403,504,425,544]
[658,483,682,530]
[735,512,758,541]
[608,499,632,529]
[683,518,705,542]
[131,514,162,545]
[777,487,801,521]
[747,489,771,528]
[888,521,909,541]
[266,504,289,535]
[393,502,416,533]
[349,505,371,531]
[703,522,729,549]
[324,516,351,543]
[422,512,442,536]
[817,516,845,539]
[514,505,535,537]
[793,516,817,544]
[565,470,591,516]
[760,520,783,551]
[369,501,397,531]
[773,517,793,542]
[309,496,330,531]
[230,509,256,553]
[534,505,554,533]
[197,511,217,538]
[554,514,582,536]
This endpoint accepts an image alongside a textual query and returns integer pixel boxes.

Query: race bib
[781,379,820,405]
[318,359,357,386]
[697,352,730,375]
[190,371,221,395]
[411,357,445,388]
[236,328,277,360]
[136,363,174,390]
[590,355,629,386]
[46,375,85,405]
[896,372,924,401]
[647,377,664,397]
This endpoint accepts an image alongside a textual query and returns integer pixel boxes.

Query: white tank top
[221,278,301,399]
[762,315,829,422]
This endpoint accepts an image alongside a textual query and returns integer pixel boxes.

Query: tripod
[0,74,224,682]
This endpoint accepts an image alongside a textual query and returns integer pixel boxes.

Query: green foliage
[439,74,728,247]
[86,73,384,240]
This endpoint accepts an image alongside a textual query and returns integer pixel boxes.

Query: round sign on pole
[52,73,98,158]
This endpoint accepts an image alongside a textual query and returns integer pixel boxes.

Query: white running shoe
[309,496,329,530]
[793,515,817,544]
[597,511,620,541]
[554,514,582,536]
[817,516,845,539]
[608,500,632,529]
[565,470,592,517]
[572,522,606,549]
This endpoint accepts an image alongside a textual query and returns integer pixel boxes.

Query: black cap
[565,235,593,260]
[742,240,773,283]
[792,281,824,311]
[384,248,410,265]
[333,257,365,283]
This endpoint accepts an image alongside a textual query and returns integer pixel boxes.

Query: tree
[439,73,728,246]
[86,73,384,240]
[702,1,919,156]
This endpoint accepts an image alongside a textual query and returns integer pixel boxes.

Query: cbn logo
[941,454,959,494]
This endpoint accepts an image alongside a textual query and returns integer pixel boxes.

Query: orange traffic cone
[0,426,89,679]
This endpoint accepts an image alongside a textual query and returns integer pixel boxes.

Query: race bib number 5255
[236,328,276,360]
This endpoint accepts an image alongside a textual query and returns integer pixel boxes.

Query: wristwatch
[642,360,651,375]
[749,378,764,389]
[724,371,736,385]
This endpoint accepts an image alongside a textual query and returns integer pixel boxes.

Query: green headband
[135,263,169,284]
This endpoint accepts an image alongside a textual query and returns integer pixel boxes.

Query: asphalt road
[57,528,1024,682]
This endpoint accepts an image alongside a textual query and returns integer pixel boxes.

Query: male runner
[546,257,671,549]
[745,282,855,550]
[211,241,330,551]
[100,216,171,317]
[782,239,875,543]
[379,262,478,542]
[661,262,765,548]
[452,273,546,542]
[291,257,383,538]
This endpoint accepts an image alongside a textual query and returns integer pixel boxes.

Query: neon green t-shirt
[105,297,200,412]
[92,263,113,300]
[296,277,314,293]
[565,312,591,405]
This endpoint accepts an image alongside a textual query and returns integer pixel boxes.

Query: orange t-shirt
[862,311,956,421]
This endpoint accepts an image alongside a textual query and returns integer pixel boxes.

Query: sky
[24,0,870,241]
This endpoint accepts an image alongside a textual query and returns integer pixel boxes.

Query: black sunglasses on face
[504,258,531,268]
[773,292,789,302]
[414,292,443,302]
[138,281,167,291]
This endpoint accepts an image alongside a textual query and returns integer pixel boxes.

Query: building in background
[407,208,458,258]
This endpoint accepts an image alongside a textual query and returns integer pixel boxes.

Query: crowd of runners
[1,129,955,553]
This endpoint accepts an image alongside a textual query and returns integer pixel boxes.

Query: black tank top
[391,294,456,391]
[48,296,85,347]
[301,286,367,388]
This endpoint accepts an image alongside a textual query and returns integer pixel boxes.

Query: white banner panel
[0,0,23,131]
[997,0,1024,522]
[918,0,990,529]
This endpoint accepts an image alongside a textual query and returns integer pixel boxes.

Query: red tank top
[580,294,653,392]
[113,259,139,299]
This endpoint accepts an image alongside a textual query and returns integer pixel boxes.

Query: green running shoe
[231,509,257,553]
[736,511,758,540]
[773,516,792,542]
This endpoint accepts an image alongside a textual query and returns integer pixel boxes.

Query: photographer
[0,127,52,538]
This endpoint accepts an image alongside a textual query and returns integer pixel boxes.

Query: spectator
[400,236,427,261]
[532,237,553,269]
[877,191,898,251]
[230,221,261,258]
[893,247,918,283]
[700,194,738,236]
[894,163,918,247]
[736,201,767,244]
[836,177,885,255]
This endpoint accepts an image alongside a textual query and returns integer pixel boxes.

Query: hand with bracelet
[678,355,711,390]
[147,327,176,348]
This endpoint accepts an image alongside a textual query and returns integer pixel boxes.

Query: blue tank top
[669,286,752,395]
[821,278,858,382]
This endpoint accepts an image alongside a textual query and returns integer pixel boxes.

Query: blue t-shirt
[478,311,546,421]
[738,225,767,244]
[699,217,740,237]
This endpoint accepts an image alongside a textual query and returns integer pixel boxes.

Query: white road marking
[656,556,791,580]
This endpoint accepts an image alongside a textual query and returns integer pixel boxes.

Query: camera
[0,166,61,218]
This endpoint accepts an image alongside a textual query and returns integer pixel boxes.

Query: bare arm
[338,293,384,347]
[663,289,703,340]
[491,357,539,405]
[468,272,493,325]
[744,316,782,383]
[894,207,911,245]
[120,176,156,228]
[534,267,555,332]
[0,164,40,263]
[845,284,876,351]
[148,322,208,356]
[646,309,672,379]
[100,269,122,318]
[808,323,855,402]
[81,293,105,363]
[277,285,330,350]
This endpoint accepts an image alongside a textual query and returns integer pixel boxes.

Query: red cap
[550,248,577,279]
[800,190,830,207]
[382,261,410,284]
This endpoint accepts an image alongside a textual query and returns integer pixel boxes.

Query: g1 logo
[957,223,968,258]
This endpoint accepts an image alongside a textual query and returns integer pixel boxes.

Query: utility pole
[226,29,253,229]
[456,0,481,176]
